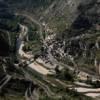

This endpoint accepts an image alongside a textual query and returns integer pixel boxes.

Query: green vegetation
[56,68,75,82]
[96,50,100,60]
[28,26,39,41]
[48,16,67,33]
[0,95,25,100]
[23,40,42,55]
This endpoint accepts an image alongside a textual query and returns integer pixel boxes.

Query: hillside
[4,0,100,33]
[0,0,100,100]
[4,0,81,32]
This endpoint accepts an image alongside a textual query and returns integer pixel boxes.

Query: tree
[61,69,74,81]
[55,65,60,74]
